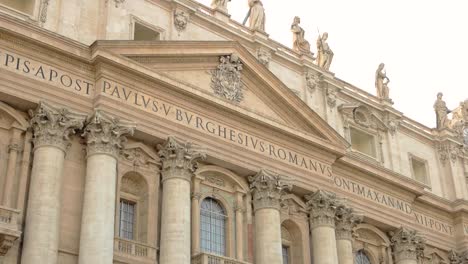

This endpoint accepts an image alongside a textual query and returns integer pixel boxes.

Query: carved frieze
[389,227,425,262]
[437,142,462,165]
[305,190,341,228]
[256,48,271,67]
[158,136,206,183]
[211,54,244,103]
[335,205,363,241]
[82,110,135,158]
[249,170,292,211]
[174,9,189,32]
[29,101,86,151]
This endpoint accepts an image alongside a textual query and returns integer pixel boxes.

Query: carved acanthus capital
[249,170,292,212]
[389,227,425,262]
[158,136,206,183]
[82,110,135,158]
[29,101,86,151]
[335,205,363,240]
[305,190,341,228]
[448,250,461,264]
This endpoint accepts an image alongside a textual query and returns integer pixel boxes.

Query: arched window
[200,197,227,256]
[355,250,371,264]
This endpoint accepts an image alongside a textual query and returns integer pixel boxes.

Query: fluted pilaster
[335,205,363,264]
[389,227,425,264]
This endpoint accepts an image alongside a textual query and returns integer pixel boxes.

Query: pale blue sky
[197,0,468,128]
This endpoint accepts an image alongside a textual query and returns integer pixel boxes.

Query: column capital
[305,190,341,228]
[29,101,86,151]
[389,227,425,262]
[335,205,363,241]
[82,110,135,158]
[248,169,292,211]
[158,136,206,183]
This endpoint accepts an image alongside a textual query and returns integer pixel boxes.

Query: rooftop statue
[375,63,391,101]
[434,92,451,129]
[247,0,265,32]
[316,32,334,70]
[291,16,312,56]
[211,0,230,12]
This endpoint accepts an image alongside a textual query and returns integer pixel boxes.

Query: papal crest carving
[211,54,244,103]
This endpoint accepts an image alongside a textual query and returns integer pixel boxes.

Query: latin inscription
[0,48,93,97]
[100,79,333,177]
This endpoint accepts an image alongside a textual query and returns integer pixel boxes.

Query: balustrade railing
[114,237,157,263]
[192,252,251,264]
[0,205,20,230]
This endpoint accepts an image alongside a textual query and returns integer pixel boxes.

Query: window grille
[200,197,227,256]
[355,250,372,264]
[119,199,136,240]
[282,245,290,264]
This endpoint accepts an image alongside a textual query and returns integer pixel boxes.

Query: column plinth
[305,190,341,264]
[335,205,363,264]
[22,102,86,264]
[249,170,291,264]
[389,227,425,264]
[78,110,135,264]
[158,137,205,264]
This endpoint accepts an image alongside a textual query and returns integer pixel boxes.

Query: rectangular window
[410,156,428,184]
[350,127,377,158]
[282,245,289,264]
[133,22,160,41]
[119,199,136,240]
[0,0,35,15]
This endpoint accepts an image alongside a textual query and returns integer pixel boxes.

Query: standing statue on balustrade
[375,63,391,101]
[291,16,312,56]
[433,92,451,129]
[316,32,334,70]
[245,0,265,32]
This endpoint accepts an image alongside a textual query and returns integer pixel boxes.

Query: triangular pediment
[91,41,348,154]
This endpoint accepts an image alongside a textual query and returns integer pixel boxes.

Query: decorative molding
[326,86,337,108]
[8,143,21,153]
[106,0,126,8]
[158,136,206,183]
[0,234,18,256]
[82,110,135,158]
[335,205,363,241]
[174,9,189,32]
[305,71,323,93]
[211,54,244,103]
[389,227,425,262]
[437,142,461,165]
[205,175,225,187]
[305,190,341,228]
[121,177,142,195]
[249,169,292,211]
[120,144,158,169]
[29,101,86,151]
[256,48,271,67]
[39,0,50,25]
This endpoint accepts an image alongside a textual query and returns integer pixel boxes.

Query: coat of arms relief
[211,54,244,103]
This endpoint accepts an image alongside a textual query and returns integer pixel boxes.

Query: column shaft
[21,147,65,264]
[336,239,353,264]
[254,209,282,264]
[78,154,117,264]
[191,178,201,255]
[311,226,339,264]
[235,192,244,260]
[3,134,21,207]
[160,178,191,264]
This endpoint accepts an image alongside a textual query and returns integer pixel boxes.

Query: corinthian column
[335,205,363,264]
[305,190,340,264]
[78,111,134,264]
[22,102,86,264]
[249,170,292,264]
[389,227,425,264]
[158,137,206,264]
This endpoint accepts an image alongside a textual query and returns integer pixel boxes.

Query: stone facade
[0,0,467,264]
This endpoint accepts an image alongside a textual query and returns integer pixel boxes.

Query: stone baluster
[335,205,363,264]
[22,102,86,264]
[389,227,425,264]
[158,137,206,264]
[78,110,135,264]
[305,190,340,264]
[249,170,292,264]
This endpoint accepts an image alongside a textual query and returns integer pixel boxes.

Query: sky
[197,0,468,128]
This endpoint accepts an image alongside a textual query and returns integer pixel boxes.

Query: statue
[316,32,334,70]
[433,92,451,129]
[291,16,312,56]
[375,63,391,100]
[247,0,265,32]
[211,0,229,12]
